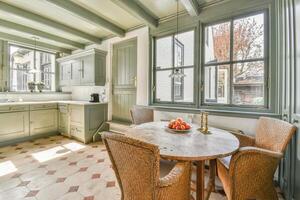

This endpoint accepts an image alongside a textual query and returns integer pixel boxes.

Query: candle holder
[198,112,210,134]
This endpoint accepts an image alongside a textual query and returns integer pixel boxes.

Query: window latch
[152,85,156,92]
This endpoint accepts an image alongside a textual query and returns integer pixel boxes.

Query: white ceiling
[0,0,224,52]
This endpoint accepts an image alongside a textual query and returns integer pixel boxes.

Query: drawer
[0,105,29,113]
[58,104,69,113]
[70,125,84,139]
[30,103,58,110]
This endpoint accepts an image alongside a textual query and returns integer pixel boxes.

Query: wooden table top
[125,121,240,161]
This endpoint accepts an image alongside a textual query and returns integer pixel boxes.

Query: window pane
[156,36,172,69]
[9,45,55,91]
[205,22,231,64]
[233,13,264,60]
[156,70,172,102]
[174,30,194,67]
[205,65,230,104]
[174,68,194,103]
[233,61,264,105]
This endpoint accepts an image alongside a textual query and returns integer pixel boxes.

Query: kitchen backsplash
[68,86,107,102]
[0,92,71,102]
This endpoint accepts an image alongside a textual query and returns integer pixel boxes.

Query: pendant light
[28,36,39,74]
[169,0,186,79]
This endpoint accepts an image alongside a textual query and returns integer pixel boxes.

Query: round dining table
[125,121,240,200]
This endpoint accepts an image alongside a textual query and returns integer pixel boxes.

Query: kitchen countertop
[0,100,108,106]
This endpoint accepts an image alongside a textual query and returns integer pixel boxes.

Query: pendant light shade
[28,36,39,74]
[169,68,186,78]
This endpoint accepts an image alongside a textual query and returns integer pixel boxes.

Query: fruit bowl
[167,118,191,133]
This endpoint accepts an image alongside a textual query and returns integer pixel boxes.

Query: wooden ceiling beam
[111,0,158,28]
[0,19,85,49]
[46,0,125,37]
[180,0,201,16]
[0,1,102,44]
[0,32,71,54]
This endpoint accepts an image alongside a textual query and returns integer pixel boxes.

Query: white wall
[70,85,107,102]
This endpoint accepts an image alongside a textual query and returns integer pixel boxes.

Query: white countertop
[0,100,108,106]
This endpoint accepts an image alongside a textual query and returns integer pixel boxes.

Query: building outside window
[154,30,195,104]
[203,12,267,106]
[9,45,56,92]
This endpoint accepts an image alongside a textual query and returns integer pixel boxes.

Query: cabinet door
[71,60,82,85]
[69,105,84,127]
[80,55,94,85]
[95,53,106,86]
[30,109,58,136]
[60,62,71,86]
[0,112,29,141]
[58,111,69,136]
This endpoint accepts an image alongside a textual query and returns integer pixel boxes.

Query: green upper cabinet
[57,48,107,88]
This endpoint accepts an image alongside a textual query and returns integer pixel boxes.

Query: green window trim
[150,4,279,117]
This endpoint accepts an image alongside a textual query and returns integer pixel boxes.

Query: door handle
[293,119,299,124]
[130,76,137,87]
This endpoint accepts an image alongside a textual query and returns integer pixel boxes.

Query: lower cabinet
[0,111,29,141]
[68,104,107,143]
[0,102,107,144]
[30,109,58,136]
[58,104,70,137]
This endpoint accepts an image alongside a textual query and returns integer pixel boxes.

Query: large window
[203,12,267,106]
[154,30,195,104]
[9,45,56,91]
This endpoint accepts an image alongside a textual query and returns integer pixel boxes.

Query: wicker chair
[102,132,191,200]
[130,106,154,125]
[217,117,297,200]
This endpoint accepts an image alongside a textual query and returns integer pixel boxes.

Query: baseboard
[0,131,60,147]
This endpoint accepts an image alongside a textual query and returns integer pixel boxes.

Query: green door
[112,38,137,122]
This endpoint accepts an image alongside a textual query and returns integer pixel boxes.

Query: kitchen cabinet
[58,103,69,137]
[0,101,107,145]
[30,109,58,136]
[0,111,29,141]
[69,103,107,143]
[57,48,107,89]
[60,62,71,86]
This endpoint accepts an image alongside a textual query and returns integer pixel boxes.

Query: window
[9,45,56,91]
[154,30,195,104]
[203,12,267,106]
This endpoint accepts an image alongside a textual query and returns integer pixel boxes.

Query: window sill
[149,105,281,119]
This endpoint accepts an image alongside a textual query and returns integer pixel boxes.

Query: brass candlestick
[199,112,210,134]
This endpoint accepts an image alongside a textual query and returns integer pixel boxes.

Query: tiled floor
[0,135,284,200]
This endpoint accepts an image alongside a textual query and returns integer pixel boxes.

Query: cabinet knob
[293,119,299,124]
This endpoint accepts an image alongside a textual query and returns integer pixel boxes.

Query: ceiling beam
[180,0,201,16]
[0,32,71,54]
[0,19,85,49]
[0,1,102,44]
[111,0,158,28]
[46,0,125,37]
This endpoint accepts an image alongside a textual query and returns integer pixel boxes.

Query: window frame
[8,43,56,92]
[201,10,269,109]
[152,28,197,106]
